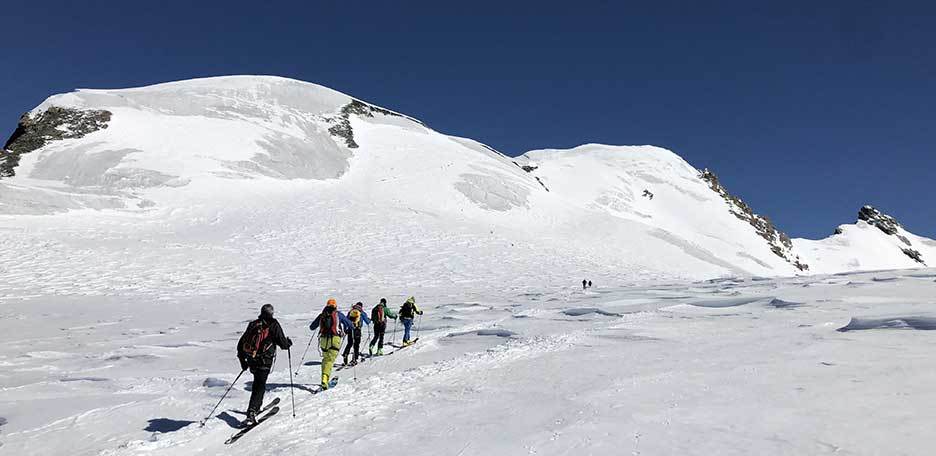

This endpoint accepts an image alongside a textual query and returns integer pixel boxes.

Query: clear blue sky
[3,1,933,238]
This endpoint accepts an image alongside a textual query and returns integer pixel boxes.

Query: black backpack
[241,319,272,363]
[400,301,415,319]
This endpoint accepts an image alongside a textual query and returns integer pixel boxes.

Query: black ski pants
[247,367,270,414]
[342,328,362,361]
[370,322,386,350]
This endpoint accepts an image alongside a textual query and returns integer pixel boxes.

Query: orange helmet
[326,298,337,308]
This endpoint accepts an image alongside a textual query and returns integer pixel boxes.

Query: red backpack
[241,319,271,361]
[319,307,341,336]
[375,305,385,323]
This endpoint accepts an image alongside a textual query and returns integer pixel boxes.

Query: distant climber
[588,280,593,288]
[309,299,353,390]
[399,296,423,345]
[582,279,587,290]
[342,302,371,366]
[237,304,292,426]
[369,298,397,356]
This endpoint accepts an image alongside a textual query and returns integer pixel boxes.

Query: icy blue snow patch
[837,317,936,332]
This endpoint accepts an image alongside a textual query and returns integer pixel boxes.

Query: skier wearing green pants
[309,298,353,390]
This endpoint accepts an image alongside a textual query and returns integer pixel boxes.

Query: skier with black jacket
[369,298,397,356]
[399,296,423,345]
[237,304,292,426]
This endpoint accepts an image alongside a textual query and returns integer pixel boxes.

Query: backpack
[372,305,385,324]
[349,308,362,328]
[319,307,341,336]
[241,319,271,362]
[400,301,414,319]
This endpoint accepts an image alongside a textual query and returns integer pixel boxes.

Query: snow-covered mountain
[796,205,935,273]
[4,76,936,456]
[0,75,931,288]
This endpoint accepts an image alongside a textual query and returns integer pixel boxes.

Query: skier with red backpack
[236,304,292,426]
[309,298,353,390]
[369,298,397,356]
[342,302,371,366]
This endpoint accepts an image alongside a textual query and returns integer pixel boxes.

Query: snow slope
[3,268,936,455]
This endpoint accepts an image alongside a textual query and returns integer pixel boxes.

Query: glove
[239,357,249,371]
[286,337,293,349]
[417,310,424,315]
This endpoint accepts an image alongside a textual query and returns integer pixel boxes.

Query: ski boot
[377,348,384,356]
[342,355,349,366]
[369,345,375,356]
[243,410,258,427]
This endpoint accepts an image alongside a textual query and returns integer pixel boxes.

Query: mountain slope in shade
[0,75,931,284]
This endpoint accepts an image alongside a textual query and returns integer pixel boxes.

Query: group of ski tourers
[232,297,424,428]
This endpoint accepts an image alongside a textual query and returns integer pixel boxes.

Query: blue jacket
[351,308,371,326]
[310,310,354,335]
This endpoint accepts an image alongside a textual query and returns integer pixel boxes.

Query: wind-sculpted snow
[29,144,187,188]
[688,296,768,308]
[561,307,623,317]
[229,131,350,180]
[767,298,805,308]
[446,329,518,338]
[453,172,530,211]
[837,316,936,332]
[1,270,935,454]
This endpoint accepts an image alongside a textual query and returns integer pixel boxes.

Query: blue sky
[3,1,933,238]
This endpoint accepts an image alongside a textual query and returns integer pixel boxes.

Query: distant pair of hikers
[309,297,423,390]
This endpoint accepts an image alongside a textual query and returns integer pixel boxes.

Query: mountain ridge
[0,75,931,281]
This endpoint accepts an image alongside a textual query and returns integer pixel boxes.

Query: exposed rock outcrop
[1,107,111,177]
[700,168,808,271]
[327,100,402,149]
[857,205,925,264]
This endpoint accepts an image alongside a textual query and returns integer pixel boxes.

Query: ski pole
[295,336,313,375]
[392,319,398,345]
[287,347,296,418]
[200,369,245,426]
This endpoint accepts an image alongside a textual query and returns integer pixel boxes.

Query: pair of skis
[224,397,280,444]
[224,376,341,444]
[389,338,419,350]
[334,358,364,372]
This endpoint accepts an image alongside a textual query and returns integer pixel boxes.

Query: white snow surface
[2,76,936,454]
[3,270,936,455]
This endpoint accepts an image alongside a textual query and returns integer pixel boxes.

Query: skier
[399,296,423,345]
[237,304,292,426]
[588,280,593,288]
[369,298,397,356]
[582,279,587,290]
[341,302,371,366]
[309,298,353,390]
